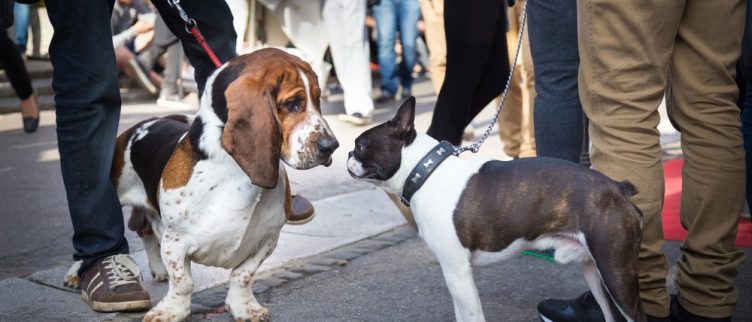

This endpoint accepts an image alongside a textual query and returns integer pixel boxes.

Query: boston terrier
[347,97,645,322]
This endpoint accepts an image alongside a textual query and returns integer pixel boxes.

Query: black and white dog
[346,97,645,322]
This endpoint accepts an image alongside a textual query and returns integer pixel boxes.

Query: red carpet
[662,159,752,248]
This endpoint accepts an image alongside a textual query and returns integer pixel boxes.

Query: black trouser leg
[427,0,509,145]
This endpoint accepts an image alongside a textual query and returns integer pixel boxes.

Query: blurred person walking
[417,0,444,95]
[325,0,376,126]
[0,25,39,133]
[372,0,420,102]
[497,0,535,159]
[426,0,510,145]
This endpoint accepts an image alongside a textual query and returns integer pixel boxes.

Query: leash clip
[167,0,194,33]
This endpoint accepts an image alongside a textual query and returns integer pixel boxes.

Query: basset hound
[63,48,338,321]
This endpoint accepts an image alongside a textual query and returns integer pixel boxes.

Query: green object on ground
[521,249,556,261]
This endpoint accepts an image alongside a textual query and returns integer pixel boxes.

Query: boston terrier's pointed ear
[392,96,416,134]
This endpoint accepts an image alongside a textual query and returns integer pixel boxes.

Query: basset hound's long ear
[221,76,282,189]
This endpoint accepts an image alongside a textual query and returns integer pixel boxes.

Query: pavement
[1,76,750,321]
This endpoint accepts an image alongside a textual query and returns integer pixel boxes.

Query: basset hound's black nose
[317,137,339,155]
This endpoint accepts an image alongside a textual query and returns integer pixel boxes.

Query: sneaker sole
[337,114,372,126]
[81,291,151,312]
[539,314,554,322]
[156,98,193,110]
[286,210,316,225]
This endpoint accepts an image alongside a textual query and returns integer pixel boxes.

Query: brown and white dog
[347,98,645,322]
[63,48,338,321]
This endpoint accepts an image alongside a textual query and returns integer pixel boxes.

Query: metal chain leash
[454,0,528,156]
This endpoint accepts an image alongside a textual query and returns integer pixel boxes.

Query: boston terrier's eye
[356,143,365,154]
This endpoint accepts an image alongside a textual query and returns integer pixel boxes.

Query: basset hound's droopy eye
[283,99,301,113]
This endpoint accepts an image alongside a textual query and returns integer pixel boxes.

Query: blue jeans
[46,0,128,274]
[373,0,420,96]
[527,0,584,164]
[13,2,30,53]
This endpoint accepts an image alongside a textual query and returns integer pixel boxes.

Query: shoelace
[102,254,141,288]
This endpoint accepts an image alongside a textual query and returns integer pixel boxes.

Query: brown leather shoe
[80,254,151,312]
[287,194,315,225]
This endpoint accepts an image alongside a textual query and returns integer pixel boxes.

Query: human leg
[150,0,237,95]
[46,0,129,275]
[324,0,374,117]
[665,0,746,317]
[13,2,29,54]
[397,0,421,93]
[527,0,581,163]
[577,0,685,317]
[0,28,33,100]
[426,0,507,144]
[418,0,446,94]
[373,0,399,97]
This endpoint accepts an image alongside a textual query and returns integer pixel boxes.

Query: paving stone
[325,251,362,261]
[274,271,304,281]
[307,257,341,267]
[254,277,288,289]
[289,264,330,275]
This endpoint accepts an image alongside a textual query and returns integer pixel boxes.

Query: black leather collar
[400,141,455,206]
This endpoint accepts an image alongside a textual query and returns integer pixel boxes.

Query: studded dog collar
[400,141,455,206]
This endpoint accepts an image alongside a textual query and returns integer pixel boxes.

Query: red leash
[167,0,222,68]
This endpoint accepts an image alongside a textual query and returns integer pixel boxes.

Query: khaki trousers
[577,0,746,318]
[498,0,536,158]
[418,0,446,94]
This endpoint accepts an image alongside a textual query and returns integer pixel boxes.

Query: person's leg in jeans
[373,0,399,99]
[397,0,420,95]
[13,2,29,54]
[665,1,746,317]
[426,0,508,145]
[527,0,582,164]
[45,0,128,276]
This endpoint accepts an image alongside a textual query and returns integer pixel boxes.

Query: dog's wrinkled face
[347,97,416,184]
[220,48,338,189]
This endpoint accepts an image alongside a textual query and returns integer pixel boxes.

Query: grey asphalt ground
[189,233,752,322]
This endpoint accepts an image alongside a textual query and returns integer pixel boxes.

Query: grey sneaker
[338,112,372,126]
[157,92,192,109]
[80,254,151,312]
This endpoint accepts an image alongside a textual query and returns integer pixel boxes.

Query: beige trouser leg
[578,0,746,317]
[499,0,536,158]
[418,0,446,94]
[665,1,746,318]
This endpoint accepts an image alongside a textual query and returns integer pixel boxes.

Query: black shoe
[670,295,731,322]
[646,314,670,322]
[538,291,605,322]
[375,93,395,103]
